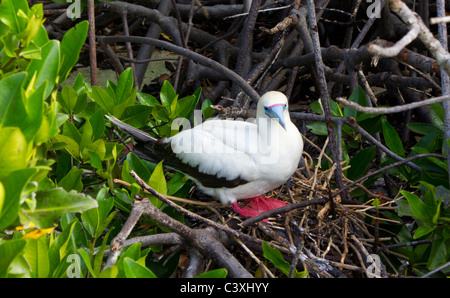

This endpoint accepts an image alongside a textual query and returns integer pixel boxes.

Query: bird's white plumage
[167,91,303,205]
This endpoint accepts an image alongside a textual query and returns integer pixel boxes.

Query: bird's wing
[107,116,265,189]
[167,119,263,188]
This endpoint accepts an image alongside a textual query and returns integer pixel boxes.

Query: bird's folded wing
[168,119,262,187]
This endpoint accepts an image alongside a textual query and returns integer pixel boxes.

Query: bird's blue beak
[266,104,286,130]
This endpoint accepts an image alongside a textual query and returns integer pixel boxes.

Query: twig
[224,4,293,20]
[335,93,450,114]
[332,153,447,198]
[97,35,260,102]
[436,0,450,186]
[378,0,450,75]
[368,24,420,57]
[306,0,348,200]
[87,0,98,86]
[420,261,450,278]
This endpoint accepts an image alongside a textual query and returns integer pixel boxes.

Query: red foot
[231,196,287,222]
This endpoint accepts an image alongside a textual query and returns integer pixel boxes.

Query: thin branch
[306,0,347,199]
[335,93,450,114]
[87,0,98,86]
[97,35,260,102]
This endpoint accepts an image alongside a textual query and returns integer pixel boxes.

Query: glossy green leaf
[22,83,45,143]
[87,86,115,115]
[115,68,134,104]
[196,268,228,278]
[77,248,96,278]
[58,86,79,115]
[0,0,29,34]
[0,127,29,179]
[201,99,215,120]
[137,92,159,106]
[59,21,88,84]
[0,239,26,278]
[23,188,97,228]
[25,40,60,98]
[306,122,328,136]
[149,161,167,196]
[401,190,434,226]
[160,80,177,111]
[121,105,153,128]
[58,166,83,192]
[24,238,50,278]
[262,241,306,277]
[382,117,405,157]
[344,85,366,118]
[347,145,376,180]
[0,168,36,231]
[0,72,26,127]
[123,258,157,278]
[81,187,114,238]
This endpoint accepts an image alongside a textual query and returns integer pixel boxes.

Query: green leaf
[0,182,4,215]
[62,120,81,144]
[427,238,447,270]
[123,258,157,278]
[87,86,115,115]
[22,83,45,143]
[121,105,153,128]
[94,228,114,276]
[23,188,98,228]
[344,85,366,118]
[174,94,199,120]
[77,248,96,278]
[59,21,88,84]
[24,238,50,278]
[382,117,405,157]
[0,239,26,278]
[196,268,228,278]
[52,134,80,159]
[137,92,159,106]
[115,68,134,104]
[0,168,36,231]
[126,153,151,183]
[413,225,436,239]
[160,80,177,111]
[48,219,78,274]
[407,123,443,136]
[149,161,167,196]
[201,99,215,120]
[306,122,328,136]
[25,40,60,98]
[401,190,434,225]
[89,109,105,141]
[0,127,29,179]
[88,150,103,171]
[0,0,29,34]
[58,86,79,115]
[0,72,26,127]
[262,241,290,276]
[347,145,376,180]
[81,187,114,238]
[58,166,83,192]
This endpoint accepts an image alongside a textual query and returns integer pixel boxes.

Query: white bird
[107,91,303,219]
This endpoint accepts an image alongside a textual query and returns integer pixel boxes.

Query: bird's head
[257,91,290,130]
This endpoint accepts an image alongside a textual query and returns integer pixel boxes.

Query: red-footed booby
[107,91,303,220]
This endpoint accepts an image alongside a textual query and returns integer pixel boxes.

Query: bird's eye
[264,106,270,111]
[284,104,287,109]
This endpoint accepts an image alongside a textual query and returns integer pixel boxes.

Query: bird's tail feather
[105,115,157,143]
